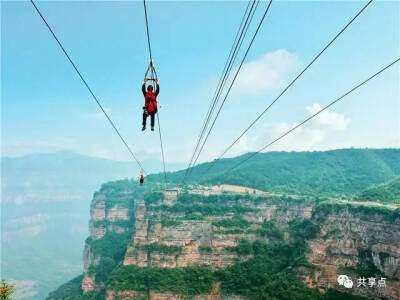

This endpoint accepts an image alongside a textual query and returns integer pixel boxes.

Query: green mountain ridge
[149,148,400,196]
[357,176,400,204]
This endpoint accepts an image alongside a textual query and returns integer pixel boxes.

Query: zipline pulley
[144,59,158,83]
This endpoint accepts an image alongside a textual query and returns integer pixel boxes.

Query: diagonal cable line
[30,0,145,171]
[156,112,167,185]
[214,0,260,108]
[185,0,267,182]
[186,0,273,180]
[143,0,167,185]
[186,0,253,162]
[143,0,153,62]
[183,0,258,182]
[223,57,399,174]
[202,0,374,176]
[144,1,167,184]
[151,66,167,186]
[195,0,260,153]
[155,99,167,186]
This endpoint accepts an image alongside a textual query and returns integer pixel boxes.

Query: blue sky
[2,0,399,166]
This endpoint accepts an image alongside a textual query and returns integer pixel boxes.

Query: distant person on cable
[139,170,145,185]
[142,78,159,131]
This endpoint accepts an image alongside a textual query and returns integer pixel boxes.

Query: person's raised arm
[142,79,147,96]
[155,79,160,96]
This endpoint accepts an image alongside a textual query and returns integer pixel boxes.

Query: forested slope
[148,149,400,196]
[357,176,400,204]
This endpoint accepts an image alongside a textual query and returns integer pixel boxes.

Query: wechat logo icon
[338,275,353,289]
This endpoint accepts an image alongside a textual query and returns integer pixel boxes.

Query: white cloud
[228,133,251,156]
[230,49,301,98]
[226,133,261,158]
[219,103,352,156]
[174,101,348,163]
[267,103,351,151]
[387,136,400,148]
[305,103,350,130]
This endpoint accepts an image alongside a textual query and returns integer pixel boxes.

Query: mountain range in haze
[1,151,185,204]
[1,151,185,299]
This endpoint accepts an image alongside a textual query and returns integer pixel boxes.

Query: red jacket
[142,83,159,114]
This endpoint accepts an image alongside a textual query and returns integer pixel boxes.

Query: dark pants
[143,111,155,127]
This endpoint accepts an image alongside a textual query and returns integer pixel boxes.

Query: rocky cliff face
[121,193,313,269]
[82,181,136,293]
[80,182,400,300]
[103,190,315,299]
[305,204,400,300]
[123,198,241,269]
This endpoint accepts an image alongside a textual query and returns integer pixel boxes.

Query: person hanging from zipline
[142,78,159,131]
[139,169,145,185]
